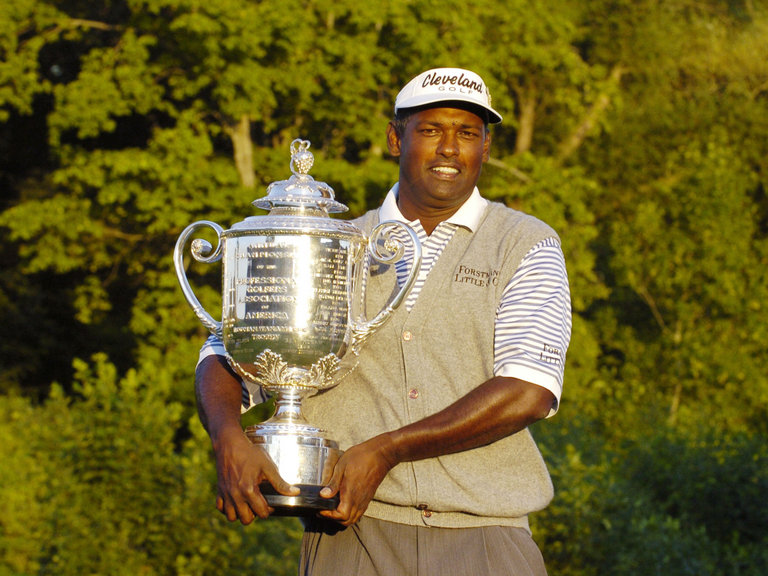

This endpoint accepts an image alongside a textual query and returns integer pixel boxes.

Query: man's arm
[319,375,554,526]
[195,354,299,524]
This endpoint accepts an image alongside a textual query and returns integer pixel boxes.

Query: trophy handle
[173,220,225,338]
[349,220,422,353]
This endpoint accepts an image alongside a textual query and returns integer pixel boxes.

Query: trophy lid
[253,139,348,214]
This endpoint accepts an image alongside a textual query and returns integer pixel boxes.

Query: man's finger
[262,468,300,497]
[233,498,257,524]
[238,482,273,520]
[319,483,338,499]
[319,460,345,499]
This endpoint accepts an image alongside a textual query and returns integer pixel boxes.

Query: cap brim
[395,94,502,124]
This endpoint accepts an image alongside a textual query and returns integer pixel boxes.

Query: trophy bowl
[174,139,421,514]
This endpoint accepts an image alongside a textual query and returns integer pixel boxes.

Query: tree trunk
[228,115,254,188]
[514,83,536,156]
[557,65,625,162]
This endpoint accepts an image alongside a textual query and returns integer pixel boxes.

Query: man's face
[387,106,490,217]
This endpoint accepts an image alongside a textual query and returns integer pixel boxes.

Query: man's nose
[436,132,459,157]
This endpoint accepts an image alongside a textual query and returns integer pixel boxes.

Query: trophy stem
[262,387,314,430]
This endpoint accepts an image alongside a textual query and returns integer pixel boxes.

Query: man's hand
[318,435,397,526]
[195,354,299,524]
[211,428,300,524]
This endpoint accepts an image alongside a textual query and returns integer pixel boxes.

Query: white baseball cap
[394,67,502,124]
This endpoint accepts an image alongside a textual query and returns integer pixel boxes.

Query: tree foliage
[1,0,767,574]
[0,354,301,575]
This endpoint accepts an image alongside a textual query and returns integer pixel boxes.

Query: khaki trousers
[299,516,548,576]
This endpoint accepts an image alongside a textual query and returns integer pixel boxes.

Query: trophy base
[261,483,340,516]
[245,423,343,516]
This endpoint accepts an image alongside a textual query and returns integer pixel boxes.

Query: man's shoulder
[351,208,380,232]
[483,200,559,241]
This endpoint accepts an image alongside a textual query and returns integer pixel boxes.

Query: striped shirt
[379,186,570,415]
[199,185,571,415]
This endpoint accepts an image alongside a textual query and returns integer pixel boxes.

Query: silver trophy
[174,139,421,514]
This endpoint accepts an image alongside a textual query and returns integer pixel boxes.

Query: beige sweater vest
[303,201,559,529]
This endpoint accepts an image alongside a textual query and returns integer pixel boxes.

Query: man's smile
[431,165,461,177]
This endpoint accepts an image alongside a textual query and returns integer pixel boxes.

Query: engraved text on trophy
[223,234,353,368]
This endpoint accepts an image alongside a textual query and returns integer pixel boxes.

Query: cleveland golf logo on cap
[395,67,502,124]
[420,71,486,97]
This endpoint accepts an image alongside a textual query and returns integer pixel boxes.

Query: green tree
[0,354,302,575]
[573,2,768,434]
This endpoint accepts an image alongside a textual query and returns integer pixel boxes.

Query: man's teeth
[433,166,458,174]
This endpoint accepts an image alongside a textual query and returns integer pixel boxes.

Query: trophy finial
[252,137,348,214]
[290,139,314,175]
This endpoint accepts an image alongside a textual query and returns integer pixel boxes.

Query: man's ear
[386,122,401,157]
[482,131,491,162]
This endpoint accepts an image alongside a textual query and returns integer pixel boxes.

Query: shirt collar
[379,183,488,232]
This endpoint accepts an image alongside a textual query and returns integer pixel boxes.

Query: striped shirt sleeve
[494,238,572,417]
[197,335,267,410]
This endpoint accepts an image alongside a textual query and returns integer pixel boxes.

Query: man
[195,67,571,575]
